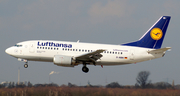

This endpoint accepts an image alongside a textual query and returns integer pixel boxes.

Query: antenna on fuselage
[77,40,80,43]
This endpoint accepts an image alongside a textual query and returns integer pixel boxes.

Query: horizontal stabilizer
[147,47,171,54]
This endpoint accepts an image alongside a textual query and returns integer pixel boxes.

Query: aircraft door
[129,49,135,60]
[29,43,35,53]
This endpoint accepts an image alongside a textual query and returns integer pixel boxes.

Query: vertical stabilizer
[122,16,171,49]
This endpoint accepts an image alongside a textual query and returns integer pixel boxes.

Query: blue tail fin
[122,16,171,49]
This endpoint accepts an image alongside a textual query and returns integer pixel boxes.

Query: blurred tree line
[0,81,174,89]
[0,71,178,89]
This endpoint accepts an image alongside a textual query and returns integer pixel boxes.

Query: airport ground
[0,87,180,96]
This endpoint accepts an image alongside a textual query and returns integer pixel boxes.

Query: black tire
[82,66,89,73]
[24,64,28,68]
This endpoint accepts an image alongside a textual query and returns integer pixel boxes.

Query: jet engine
[53,55,75,67]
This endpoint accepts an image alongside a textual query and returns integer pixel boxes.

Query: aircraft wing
[75,49,105,64]
[147,47,171,54]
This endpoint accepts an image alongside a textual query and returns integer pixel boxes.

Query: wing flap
[75,49,105,63]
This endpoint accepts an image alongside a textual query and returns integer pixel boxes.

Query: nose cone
[5,47,12,55]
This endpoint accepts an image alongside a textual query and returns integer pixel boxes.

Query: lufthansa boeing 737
[5,16,171,73]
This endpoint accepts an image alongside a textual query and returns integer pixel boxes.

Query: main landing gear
[82,65,89,73]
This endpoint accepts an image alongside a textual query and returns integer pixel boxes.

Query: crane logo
[150,28,163,40]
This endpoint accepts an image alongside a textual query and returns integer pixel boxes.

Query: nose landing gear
[24,63,28,68]
[19,59,28,68]
[17,58,28,68]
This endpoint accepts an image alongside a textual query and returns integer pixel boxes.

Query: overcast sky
[1,0,180,86]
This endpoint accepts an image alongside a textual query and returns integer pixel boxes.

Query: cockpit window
[14,44,23,47]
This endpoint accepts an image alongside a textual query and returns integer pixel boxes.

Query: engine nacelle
[53,55,75,67]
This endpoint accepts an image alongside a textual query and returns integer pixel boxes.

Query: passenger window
[14,45,23,47]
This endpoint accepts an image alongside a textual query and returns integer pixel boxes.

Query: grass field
[0,87,180,96]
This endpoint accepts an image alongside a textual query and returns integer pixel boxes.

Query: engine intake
[53,55,75,67]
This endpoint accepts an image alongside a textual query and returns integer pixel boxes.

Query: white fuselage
[5,40,164,66]
[5,16,171,73]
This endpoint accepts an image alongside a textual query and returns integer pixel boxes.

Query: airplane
[5,16,171,73]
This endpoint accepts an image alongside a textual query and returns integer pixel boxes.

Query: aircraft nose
[5,47,12,55]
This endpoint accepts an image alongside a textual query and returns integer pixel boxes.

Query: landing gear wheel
[24,64,28,68]
[82,66,89,73]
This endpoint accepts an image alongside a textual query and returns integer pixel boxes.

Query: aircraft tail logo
[150,28,163,40]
